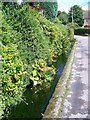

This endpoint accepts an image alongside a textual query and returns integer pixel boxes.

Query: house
[83,10,90,28]
[29,3,45,15]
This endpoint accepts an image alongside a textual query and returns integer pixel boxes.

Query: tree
[68,5,83,27]
[57,11,68,25]
[39,1,58,21]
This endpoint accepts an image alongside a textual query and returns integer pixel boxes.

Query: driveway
[60,35,89,118]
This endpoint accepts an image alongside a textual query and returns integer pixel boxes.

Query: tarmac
[60,35,89,118]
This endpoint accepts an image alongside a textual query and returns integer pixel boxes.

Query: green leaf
[32,70,37,77]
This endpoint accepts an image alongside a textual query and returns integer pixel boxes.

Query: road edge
[43,40,77,119]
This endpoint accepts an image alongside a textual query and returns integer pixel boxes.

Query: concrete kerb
[43,40,77,119]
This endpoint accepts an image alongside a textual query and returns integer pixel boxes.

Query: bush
[1,4,28,118]
[74,28,90,36]
[1,3,74,118]
[0,43,28,118]
[68,22,79,29]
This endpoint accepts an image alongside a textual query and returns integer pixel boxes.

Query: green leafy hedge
[0,3,74,118]
[74,28,90,36]
[1,43,28,116]
[0,13,28,117]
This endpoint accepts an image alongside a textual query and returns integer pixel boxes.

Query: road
[60,35,89,118]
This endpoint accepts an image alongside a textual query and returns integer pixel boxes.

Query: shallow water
[8,54,68,119]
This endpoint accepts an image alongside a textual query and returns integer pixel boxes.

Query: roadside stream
[8,51,71,119]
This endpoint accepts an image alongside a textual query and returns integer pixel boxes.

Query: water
[8,54,68,119]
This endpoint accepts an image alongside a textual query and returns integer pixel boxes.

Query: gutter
[43,40,77,118]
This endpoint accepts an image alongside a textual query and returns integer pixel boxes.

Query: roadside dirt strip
[43,38,77,119]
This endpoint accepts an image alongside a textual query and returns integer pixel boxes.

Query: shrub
[74,28,90,35]
[68,22,79,29]
[0,43,28,118]
[1,5,28,118]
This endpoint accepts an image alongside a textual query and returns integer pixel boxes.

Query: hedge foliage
[0,3,74,118]
[74,28,90,35]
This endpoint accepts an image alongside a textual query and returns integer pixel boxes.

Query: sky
[17,0,90,12]
[57,0,90,13]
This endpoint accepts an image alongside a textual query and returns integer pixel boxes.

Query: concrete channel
[43,38,77,118]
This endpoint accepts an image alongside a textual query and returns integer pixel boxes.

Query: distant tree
[39,1,58,21]
[57,11,68,25]
[68,5,83,26]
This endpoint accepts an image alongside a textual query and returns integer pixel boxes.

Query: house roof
[83,11,90,19]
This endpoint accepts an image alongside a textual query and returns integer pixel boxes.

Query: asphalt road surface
[60,35,89,118]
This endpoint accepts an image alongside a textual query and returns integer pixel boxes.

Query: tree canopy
[68,5,83,27]
[39,2,58,21]
[57,11,68,25]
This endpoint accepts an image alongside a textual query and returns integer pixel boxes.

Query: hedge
[74,28,90,35]
[1,3,74,118]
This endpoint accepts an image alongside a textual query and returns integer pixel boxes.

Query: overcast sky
[57,0,90,13]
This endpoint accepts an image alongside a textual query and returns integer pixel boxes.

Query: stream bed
[8,54,69,119]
